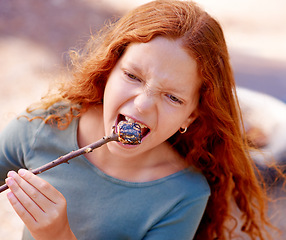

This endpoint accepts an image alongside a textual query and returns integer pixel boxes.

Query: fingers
[6,171,47,214]
[5,180,39,225]
[5,169,75,240]
[16,169,64,203]
[5,170,65,223]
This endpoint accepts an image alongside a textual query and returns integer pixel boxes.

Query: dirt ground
[0,0,285,239]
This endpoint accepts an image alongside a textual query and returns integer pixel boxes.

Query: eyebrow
[122,61,144,76]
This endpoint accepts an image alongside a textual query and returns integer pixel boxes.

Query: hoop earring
[179,127,187,134]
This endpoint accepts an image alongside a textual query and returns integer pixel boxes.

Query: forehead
[119,37,201,98]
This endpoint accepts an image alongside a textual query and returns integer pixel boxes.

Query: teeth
[125,116,135,123]
[124,116,147,129]
[137,122,147,129]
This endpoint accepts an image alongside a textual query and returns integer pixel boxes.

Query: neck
[91,141,186,182]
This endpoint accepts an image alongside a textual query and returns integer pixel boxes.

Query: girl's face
[103,37,200,156]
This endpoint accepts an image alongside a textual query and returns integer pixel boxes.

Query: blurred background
[0,0,285,239]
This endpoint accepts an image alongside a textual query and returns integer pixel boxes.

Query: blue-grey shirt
[0,109,210,240]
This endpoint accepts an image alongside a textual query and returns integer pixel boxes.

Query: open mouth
[116,114,150,140]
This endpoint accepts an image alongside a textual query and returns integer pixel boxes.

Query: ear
[180,110,198,129]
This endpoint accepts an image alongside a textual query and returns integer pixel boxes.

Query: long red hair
[31,0,278,239]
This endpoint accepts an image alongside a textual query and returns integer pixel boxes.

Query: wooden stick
[0,133,118,193]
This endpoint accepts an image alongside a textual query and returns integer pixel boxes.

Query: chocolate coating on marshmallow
[117,121,142,145]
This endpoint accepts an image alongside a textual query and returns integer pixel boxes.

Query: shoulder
[0,111,42,145]
[0,102,78,147]
[171,167,210,200]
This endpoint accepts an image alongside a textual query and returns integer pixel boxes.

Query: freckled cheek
[106,75,133,96]
[161,119,180,134]
[157,109,182,134]
[117,85,138,104]
[104,79,122,100]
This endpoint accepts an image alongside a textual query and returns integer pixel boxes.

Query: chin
[106,140,144,158]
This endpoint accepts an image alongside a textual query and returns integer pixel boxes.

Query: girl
[0,0,280,239]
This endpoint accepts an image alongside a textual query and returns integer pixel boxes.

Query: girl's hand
[5,169,76,240]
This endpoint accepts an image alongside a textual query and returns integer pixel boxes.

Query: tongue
[117,121,142,145]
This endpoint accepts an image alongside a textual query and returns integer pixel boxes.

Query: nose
[134,88,157,113]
